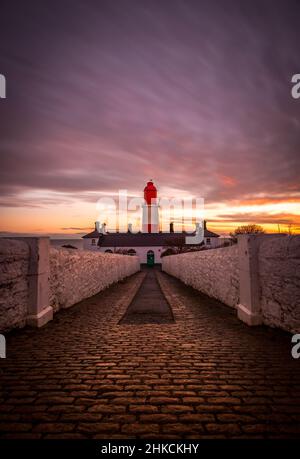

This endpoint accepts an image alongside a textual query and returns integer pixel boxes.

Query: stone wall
[0,238,140,332]
[49,248,140,312]
[162,246,239,308]
[0,239,29,332]
[162,235,300,334]
[259,236,300,333]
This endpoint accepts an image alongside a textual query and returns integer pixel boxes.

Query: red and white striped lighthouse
[142,180,159,233]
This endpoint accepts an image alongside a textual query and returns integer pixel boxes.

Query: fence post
[14,237,53,327]
[236,234,285,326]
[236,234,263,326]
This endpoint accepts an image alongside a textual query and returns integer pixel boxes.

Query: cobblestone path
[0,268,299,439]
[120,269,174,324]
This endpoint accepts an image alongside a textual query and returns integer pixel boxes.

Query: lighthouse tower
[142,180,159,233]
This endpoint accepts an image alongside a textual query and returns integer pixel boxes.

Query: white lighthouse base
[142,204,159,233]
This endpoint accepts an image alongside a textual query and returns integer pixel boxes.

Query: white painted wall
[205,237,219,248]
[95,237,220,263]
[99,241,218,263]
[86,236,220,261]
[99,246,163,264]
[83,238,99,251]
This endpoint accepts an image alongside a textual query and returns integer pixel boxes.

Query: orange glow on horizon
[1,190,299,237]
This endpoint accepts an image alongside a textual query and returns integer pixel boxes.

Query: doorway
[147,250,155,266]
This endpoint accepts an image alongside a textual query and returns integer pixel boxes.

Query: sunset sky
[0,0,299,237]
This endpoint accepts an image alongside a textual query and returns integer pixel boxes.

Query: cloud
[60,227,92,231]
[0,0,299,231]
[215,213,300,225]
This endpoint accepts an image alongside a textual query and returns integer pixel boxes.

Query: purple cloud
[0,0,299,213]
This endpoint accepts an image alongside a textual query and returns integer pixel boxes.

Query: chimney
[204,220,207,230]
[128,223,133,233]
[170,222,174,233]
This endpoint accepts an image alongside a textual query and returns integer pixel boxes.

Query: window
[206,238,211,245]
[91,239,96,246]
[128,249,136,256]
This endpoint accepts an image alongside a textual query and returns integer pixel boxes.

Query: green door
[147,250,155,266]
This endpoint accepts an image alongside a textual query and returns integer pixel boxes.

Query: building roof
[82,229,101,239]
[97,229,219,248]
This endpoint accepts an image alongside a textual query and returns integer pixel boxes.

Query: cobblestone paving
[120,269,174,324]
[0,268,300,439]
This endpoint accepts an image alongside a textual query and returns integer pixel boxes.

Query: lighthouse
[142,180,160,233]
[83,178,220,261]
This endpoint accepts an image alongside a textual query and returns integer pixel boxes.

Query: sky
[0,0,299,237]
